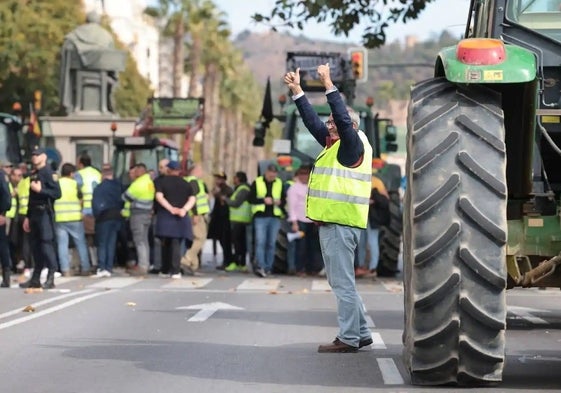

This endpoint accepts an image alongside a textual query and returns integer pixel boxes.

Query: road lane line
[88,277,142,289]
[377,358,404,385]
[237,279,280,291]
[311,280,331,291]
[365,315,375,328]
[0,289,94,321]
[162,278,213,289]
[371,332,386,349]
[188,309,217,322]
[0,290,112,330]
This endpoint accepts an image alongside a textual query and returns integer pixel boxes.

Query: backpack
[368,188,390,228]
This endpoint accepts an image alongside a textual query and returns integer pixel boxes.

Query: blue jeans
[253,216,281,272]
[95,219,121,272]
[355,223,380,270]
[56,221,90,273]
[319,224,370,347]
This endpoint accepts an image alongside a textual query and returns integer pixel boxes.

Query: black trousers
[231,222,248,266]
[160,237,182,275]
[0,223,11,271]
[28,210,57,272]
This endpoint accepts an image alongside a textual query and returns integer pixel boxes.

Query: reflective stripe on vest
[229,184,252,223]
[54,177,82,222]
[17,177,30,215]
[184,176,210,215]
[77,167,101,210]
[125,173,154,211]
[6,183,16,218]
[121,201,131,218]
[306,130,373,229]
[251,177,283,217]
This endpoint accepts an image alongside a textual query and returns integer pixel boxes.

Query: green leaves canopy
[253,0,435,48]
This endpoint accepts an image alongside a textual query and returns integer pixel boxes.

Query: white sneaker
[94,270,111,278]
[23,268,31,278]
[170,273,182,279]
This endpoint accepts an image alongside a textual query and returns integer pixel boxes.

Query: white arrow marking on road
[508,305,549,325]
[177,302,244,322]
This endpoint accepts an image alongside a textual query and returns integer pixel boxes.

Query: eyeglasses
[325,120,335,127]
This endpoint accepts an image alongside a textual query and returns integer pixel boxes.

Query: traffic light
[33,90,42,111]
[349,48,367,82]
[253,121,266,147]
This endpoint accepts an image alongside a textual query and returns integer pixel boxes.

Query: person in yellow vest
[181,163,210,275]
[54,163,91,276]
[7,166,22,274]
[285,64,373,353]
[248,164,286,278]
[75,153,101,268]
[123,163,155,276]
[224,171,252,272]
[15,170,32,274]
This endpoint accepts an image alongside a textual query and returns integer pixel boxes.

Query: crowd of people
[0,151,388,290]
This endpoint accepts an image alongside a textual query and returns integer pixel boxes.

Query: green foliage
[113,55,153,117]
[0,0,82,113]
[252,0,436,48]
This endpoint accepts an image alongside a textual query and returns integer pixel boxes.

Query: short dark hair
[79,154,92,167]
[61,163,76,177]
[135,163,147,171]
[235,171,247,183]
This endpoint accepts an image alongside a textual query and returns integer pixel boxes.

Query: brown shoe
[318,338,358,353]
[127,266,147,277]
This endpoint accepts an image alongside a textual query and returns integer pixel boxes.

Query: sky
[211,0,472,44]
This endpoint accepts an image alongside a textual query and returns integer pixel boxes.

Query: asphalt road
[1,256,561,393]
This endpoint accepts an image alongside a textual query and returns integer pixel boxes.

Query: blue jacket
[92,178,124,220]
[294,89,364,167]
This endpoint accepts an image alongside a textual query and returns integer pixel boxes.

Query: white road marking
[88,277,142,289]
[0,289,94,321]
[365,315,375,328]
[177,302,244,322]
[0,291,112,330]
[509,305,549,325]
[381,280,403,293]
[55,277,81,285]
[162,278,213,289]
[311,279,331,291]
[371,332,386,349]
[237,279,280,291]
[377,358,404,385]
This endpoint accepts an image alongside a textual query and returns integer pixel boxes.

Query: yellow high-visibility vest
[229,184,252,223]
[6,183,16,218]
[184,176,210,215]
[251,177,283,217]
[17,176,30,215]
[306,130,373,229]
[124,173,154,211]
[54,177,82,222]
[77,166,101,211]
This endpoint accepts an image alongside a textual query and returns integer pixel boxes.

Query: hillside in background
[233,29,460,126]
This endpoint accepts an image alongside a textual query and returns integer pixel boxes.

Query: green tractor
[255,51,402,274]
[403,0,561,386]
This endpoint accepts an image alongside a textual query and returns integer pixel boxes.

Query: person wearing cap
[92,167,124,278]
[123,163,155,276]
[53,163,91,277]
[284,64,373,353]
[248,163,286,277]
[181,163,210,275]
[208,170,233,270]
[154,160,196,278]
[19,147,61,289]
[223,171,252,272]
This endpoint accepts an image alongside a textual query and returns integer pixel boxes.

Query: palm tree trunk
[172,18,184,96]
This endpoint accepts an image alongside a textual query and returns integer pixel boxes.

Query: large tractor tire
[403,77,507,386]
[377,191,402,277]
